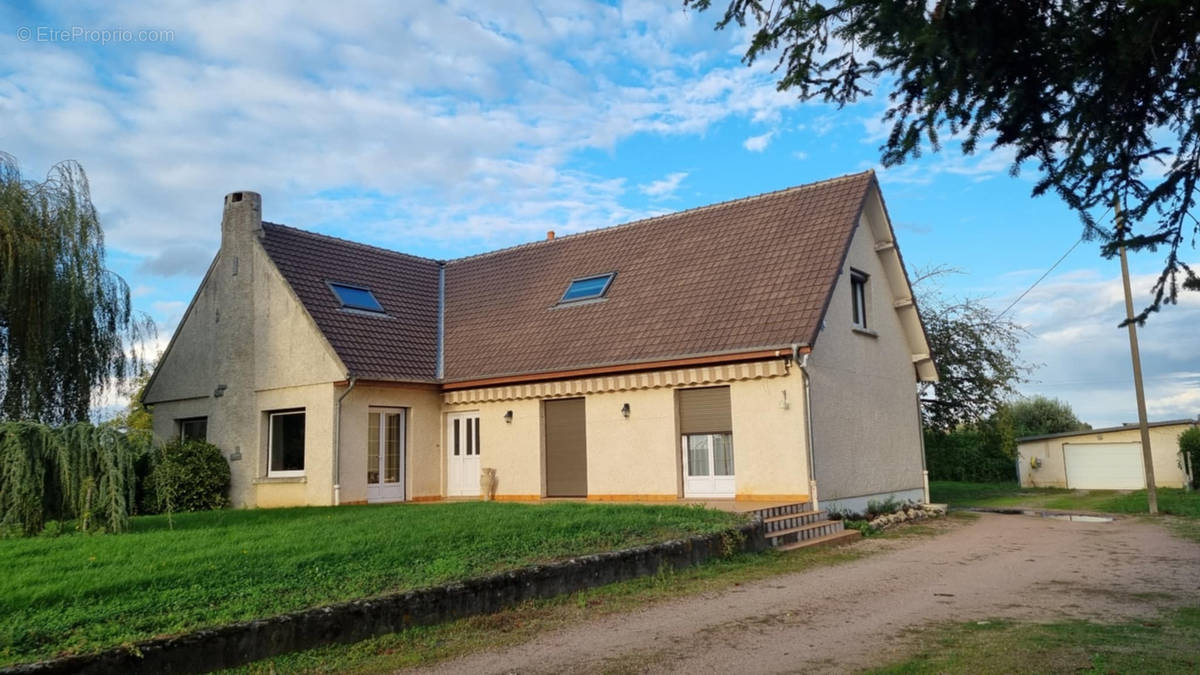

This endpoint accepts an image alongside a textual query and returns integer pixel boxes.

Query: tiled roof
[258,171,875,383]
[442,171,874,381]
[259,223,441,381]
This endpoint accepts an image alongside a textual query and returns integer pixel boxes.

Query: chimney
[546,230,555,241]
[221,191,263,246]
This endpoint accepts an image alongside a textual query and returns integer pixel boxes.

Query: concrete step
[774,529,862,552]
[763,510,827,532]
[766,519,845,547]
[748,502,811,520]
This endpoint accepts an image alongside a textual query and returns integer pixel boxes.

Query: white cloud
[639,171,688,198]
[1005,265,1200,427]
[1,0,806,276]
[743,131,774,152]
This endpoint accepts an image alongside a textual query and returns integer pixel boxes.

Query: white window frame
[177,416,208,443]
[267,410,306,477]
[850,269,868,329]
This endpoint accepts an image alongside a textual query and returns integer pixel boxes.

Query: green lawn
[225,513,973,674]
[0,501,742,667]
[930,481,1200,517]
[871,607,1200,674]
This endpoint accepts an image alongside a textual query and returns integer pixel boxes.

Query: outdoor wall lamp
[503,410,513,424]
[779,390,790,410]
[621,403,631,418]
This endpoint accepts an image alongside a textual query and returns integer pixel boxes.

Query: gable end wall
[807,202,925,507]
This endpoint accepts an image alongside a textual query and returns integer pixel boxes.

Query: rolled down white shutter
[1064,443,1145,489]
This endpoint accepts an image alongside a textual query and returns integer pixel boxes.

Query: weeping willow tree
[0,421,145,535]
[0,152,154,424]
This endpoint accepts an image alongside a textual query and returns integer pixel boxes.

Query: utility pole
[1115,197,1158,514]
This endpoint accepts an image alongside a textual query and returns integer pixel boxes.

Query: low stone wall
[5,522,765,675]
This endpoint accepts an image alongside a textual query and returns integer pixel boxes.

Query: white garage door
[1064,443,1145,489]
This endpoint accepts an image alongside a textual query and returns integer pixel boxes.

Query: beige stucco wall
[584,388,679,498]
[460,398,545,498]
[144,192,346,508]
[442,364,811,500]
[338,384,444,503]
[807,192,925,505]
[1018,424,1193,489]
[727,372,811,497]
[253,383,336,507]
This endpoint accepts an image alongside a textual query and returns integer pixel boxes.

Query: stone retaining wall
[5,521,765,675]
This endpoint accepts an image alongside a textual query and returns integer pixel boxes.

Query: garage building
[1018,419,1196,490]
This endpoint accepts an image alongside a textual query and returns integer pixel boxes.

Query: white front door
[446,412,481,497]
[683,433,735,498]
[367,409,406,503]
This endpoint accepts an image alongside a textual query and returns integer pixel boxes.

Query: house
[1018,419,1196,490]
[142,171,938,513]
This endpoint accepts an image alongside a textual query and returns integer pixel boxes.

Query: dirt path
[416,513,1200,674]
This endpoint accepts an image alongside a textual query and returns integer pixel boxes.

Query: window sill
[852,326,879,338]
[254,476,307,484]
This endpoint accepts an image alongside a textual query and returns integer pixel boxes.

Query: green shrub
[925,417,1017,483]
[1180,427,1200,490]
[147,440,230,513]
[0,422,146,535]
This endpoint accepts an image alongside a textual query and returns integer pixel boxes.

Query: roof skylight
[328,282,385,313]
[560,273,615,303]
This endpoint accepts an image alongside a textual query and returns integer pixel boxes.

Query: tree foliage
[914,267,1029,431]
[145,440,231,514]
[1180,426,1200,490]
[687,0,1200,321]
[0,153,154,424]
[0,421,148,535]
[923,413,1016,483]
[1003,395,1090,439]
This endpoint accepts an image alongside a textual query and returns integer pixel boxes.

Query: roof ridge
[261,221,443,265]
[444,170,875,266]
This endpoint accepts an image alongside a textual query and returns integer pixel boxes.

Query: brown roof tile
[258,171,875,383]
[259,223,441,381]
[442,171,874,381]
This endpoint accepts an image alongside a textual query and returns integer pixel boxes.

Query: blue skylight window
[329,282,385,313]
[560,273,615,303]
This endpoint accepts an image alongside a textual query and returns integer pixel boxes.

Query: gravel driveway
[417,512,1200,674]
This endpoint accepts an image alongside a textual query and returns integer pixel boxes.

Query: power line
[995,207,1111,320]
[995,236,1085,319]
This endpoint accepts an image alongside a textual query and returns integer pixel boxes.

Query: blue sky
[2,1,1197,426]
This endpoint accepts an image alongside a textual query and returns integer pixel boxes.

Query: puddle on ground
[966,507,1115,523]
[1041,513,1114,523]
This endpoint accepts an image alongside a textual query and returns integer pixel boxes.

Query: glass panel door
[367,409,406,502]
[367,412,380,484]
[682,433,735,498]
[687,435,709,476]
[385,412,402,483]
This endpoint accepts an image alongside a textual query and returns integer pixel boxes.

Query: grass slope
[872,607,1200,674]
[0,501,740,666]
[931,481,1200,517]
[225,514,973,674]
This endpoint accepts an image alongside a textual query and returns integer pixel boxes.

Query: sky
[1,0,1197,427]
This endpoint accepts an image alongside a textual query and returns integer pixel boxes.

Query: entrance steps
[746,501,861,551]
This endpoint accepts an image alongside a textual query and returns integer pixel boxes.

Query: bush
[147,440,230,513]
[0,422,146,535]
[924,415,1017,483]
[1180,427,1200,490]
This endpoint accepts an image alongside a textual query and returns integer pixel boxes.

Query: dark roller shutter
[677,386,732,434]
[544,398,588,497]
